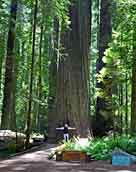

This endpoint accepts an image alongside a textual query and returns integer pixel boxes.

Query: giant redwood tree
[48,0,92,140]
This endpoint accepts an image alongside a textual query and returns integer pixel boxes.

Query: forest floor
[0,144,136,172]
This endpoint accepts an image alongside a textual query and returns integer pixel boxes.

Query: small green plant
[48,151,55,160]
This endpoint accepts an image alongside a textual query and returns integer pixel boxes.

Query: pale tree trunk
[0,34,6,94]
[1,0,18,129]
[36,25,43,132]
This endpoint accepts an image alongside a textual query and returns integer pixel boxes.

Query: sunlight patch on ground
[0,164,8,168]
[95,167,108,171]
[56,162,79,166]
[20,152,46,162]
[48,147,57,152]
[12,167,26,171]
[21,153,37,159]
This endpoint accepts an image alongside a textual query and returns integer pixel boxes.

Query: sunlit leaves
[97,0,136,123]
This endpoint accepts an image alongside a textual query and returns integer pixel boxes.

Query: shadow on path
[0,144,136,172]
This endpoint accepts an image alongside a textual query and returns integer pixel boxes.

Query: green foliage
[62,139,76,151]
[59,138,90,152]
[61,136,136,160]
[96,0,136,133]
[89,0,99,115]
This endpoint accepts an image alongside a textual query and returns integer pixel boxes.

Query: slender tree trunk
[0,35,5,94]
[120,84,123,134]
[125,58,128,134]
[48,19,60,142]
[25,0,38,148]
[124,45,129,134]
[23,15,33,131]
[36,25,43,132]
[117,85,120,133]
[131,27,136,133]
[1,0,18,129]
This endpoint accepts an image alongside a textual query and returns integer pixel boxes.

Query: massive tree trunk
[1,0,18,129]
[48,0,92,140]
[95,0,112,136]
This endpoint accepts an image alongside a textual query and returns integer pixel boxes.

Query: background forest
[0,0,136,146]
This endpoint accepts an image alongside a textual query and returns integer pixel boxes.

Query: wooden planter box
[62,151,87,162]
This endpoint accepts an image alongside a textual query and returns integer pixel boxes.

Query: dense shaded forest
[0,0,136,147]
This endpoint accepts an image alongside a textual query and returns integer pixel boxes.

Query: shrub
[60,135,136,160]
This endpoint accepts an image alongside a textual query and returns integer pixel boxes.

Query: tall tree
[1,0,18,129]
[125,54,128,134]
[36,25,43,131]
[131,25,136,133]
[25,0,38,148]
[48,19,60,142]
[50,0,92,139]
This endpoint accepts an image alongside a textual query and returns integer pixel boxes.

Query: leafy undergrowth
[60,135,136,160]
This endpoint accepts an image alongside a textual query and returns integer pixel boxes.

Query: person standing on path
[56,123,76,141]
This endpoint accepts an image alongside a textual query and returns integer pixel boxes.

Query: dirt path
[0,144,136,172]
